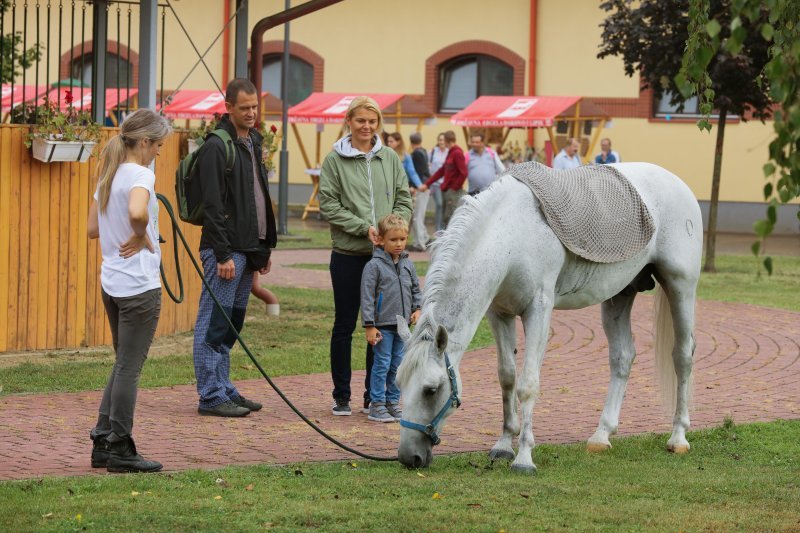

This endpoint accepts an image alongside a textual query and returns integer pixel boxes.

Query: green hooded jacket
[319,134,413,255]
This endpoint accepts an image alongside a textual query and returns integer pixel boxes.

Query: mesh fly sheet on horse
[508,162,655,263]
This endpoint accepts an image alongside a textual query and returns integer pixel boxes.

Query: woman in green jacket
[319,96,413,416]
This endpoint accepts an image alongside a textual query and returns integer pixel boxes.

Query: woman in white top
[87,108,172,473]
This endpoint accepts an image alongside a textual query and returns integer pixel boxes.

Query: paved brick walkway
[1,248,798,480]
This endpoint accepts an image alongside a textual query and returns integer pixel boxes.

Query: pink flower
[64,90,73,106]
[270,124,278,133]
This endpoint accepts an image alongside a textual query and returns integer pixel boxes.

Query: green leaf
[753,219,772,237]
[767,204,777,224]
[751,241,760,256]
[763,182,773,198]
[763,163,776,176]
[763,256,773,276]
[760,23,774,41]
[706,19,722,38]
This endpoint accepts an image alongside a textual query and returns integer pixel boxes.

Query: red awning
[160,89,281,119]
[1,85,49,112]
[288,93,405,124]
[35,87,139,112]
[451,96,593,128]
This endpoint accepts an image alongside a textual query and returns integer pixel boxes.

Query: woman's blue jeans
[370,328,403,404]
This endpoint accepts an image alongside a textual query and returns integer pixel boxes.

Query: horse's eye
[423,386,438,397]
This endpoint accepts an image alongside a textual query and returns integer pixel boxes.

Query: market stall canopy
[160,89,282,120]
[35,87,139,112]
[450,95,609,128]
[1,85,49,112]
[287,93,436,124]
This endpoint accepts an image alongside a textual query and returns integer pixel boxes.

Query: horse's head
[395,316,460,469]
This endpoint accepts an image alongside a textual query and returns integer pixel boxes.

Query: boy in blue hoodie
[360,214,422,422]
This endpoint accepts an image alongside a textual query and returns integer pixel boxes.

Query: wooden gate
[0,124,202,353]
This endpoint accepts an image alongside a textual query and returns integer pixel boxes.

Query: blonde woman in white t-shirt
[86,108,172,474]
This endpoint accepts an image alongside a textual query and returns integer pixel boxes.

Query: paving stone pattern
[0,249,797,480]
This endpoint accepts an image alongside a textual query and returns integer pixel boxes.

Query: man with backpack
[191,78,277,417]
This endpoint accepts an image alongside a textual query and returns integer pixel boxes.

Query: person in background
[319,96,413,417]
[419,130,467,228]
[192,78,277,418]
[87,108,172,473]
[409,132,431,251]
[428,133,448,234]
[465,132,505,195]
[553,137,583,170]
[595,137,620,164]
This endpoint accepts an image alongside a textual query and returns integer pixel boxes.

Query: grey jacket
[360,247,421,327]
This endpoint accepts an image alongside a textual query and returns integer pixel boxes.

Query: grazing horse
[396,162,702,473]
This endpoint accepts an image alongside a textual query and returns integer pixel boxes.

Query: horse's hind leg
[588,291,638,452]
[486,309,518,461]
[657,277,697,454]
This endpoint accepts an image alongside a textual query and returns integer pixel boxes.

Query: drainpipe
[528,0,537,147]
[249,0,345,122]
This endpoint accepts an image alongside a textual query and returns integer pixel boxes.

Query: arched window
[61,42,139,88]
[439,54,513,113]
[71,52,134,88]
[261,54,314,106]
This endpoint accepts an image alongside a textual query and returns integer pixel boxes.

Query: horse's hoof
[586,441,612,453]
[510,463,538,475]
[668,443,691,455]
[488,449,515,461]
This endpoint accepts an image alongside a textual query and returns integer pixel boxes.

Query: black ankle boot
[107,437,163,473]
[90,434,110,468]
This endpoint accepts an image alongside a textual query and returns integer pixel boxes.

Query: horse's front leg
[512,294,553,474]
[588,291,637,451]
[486,309,518,462]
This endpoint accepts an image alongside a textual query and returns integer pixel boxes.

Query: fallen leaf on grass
[245,484,254,491]
[432,492,442,499]
[240,364,254,370]
[349,463,358,469]
[416,472,426,478]
[42,513,53,519]
[131,491,140,497]
[214,495,222,500]
[467,503,482,508]
[519,492,530,499]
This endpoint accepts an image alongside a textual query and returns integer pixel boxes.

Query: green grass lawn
[1,419,797,531]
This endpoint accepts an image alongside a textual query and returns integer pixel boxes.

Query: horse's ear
[435,325,448,355]
[396,315,412,342]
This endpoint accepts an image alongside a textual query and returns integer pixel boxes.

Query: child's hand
[410,310,421,325]
[366,327,382,346]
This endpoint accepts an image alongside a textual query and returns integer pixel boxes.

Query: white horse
[396,162,702,473]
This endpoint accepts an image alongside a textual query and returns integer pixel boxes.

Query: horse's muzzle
[398,434,433,468]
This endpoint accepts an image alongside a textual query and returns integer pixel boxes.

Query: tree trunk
[703,107,727,273]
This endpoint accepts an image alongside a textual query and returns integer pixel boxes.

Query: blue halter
[399,353,461,446]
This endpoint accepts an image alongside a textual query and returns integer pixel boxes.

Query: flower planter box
[32,138,96,163]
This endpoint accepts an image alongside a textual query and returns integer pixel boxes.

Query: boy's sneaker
[367,402,395,423]
[332,399,351,416]
[386,402,402,421]
[361,398,370,414]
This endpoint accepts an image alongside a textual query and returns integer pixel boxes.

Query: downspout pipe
[249,0,345,122]
[528,0,537,147]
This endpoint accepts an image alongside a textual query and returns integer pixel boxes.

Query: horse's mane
[396,176,510,386]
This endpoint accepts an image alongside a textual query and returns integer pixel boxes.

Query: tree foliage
[1,0,43,83]
[598,0,776,272]
[679,0,800,273]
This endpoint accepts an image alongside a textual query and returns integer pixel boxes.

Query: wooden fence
[0,124,203,353]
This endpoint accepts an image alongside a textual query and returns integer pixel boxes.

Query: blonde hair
[343,96,383,134]
[377,213,409,237]
[387,132,406,159]
[96,108,172,213]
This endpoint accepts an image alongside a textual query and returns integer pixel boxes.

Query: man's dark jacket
[195,114,277,266]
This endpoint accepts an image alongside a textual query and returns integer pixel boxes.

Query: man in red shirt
[419,130,466,228]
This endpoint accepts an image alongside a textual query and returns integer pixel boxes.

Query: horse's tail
[653,284,682,415]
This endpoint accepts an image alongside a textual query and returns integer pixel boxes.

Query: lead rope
[156,193,397,462]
